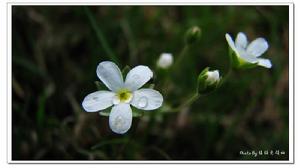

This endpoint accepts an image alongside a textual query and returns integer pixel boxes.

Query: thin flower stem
[172,93,200,112]
[220,67,232,85]
[83,7,119,64]
[163,67,232,114]
[173,45,189,70]
[219,50,234,86]
[120,19,138,65]
[220,48,234,85]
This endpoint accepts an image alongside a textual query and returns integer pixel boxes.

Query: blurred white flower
[82,61,163,134]
[225,32,272,69]
[157,53,173,69]
[206,70,220,85]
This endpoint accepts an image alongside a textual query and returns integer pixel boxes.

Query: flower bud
[157,53,173,69]
[197,67,221,94]
[185,26,201,45]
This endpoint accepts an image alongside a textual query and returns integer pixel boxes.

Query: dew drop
[138,96,148,108]
[114,115,125,131]
[132,74,140,80]
[92,96,99,101]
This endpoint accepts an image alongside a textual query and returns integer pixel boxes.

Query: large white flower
[225,32,272,69]
[82,61,163,134]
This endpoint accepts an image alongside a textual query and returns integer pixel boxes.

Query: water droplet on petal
[138,96,148,108]
[114,115,126,131]
[132,74,140,80]
[92,96,99,101]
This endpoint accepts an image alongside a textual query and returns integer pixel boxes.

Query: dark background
[12,6,289,160]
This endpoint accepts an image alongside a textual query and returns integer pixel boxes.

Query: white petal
[258,58,272,68]
[96,61,124,92]
[246,38,269,57]
[225,33,237,51]
[237,48,258,63]
[82,91,115,112]
[206,70,220,84]
[131,89,163,110]
[124,65,153,91]
[235,32,248,49]
[109,103,132,134]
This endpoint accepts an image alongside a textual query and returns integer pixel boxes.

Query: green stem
[83,7,119,64]
[120,19,137,64]
[220,46,235,85]
[221,67,232,85]
[219,54,234,86]
[173,45,189,70]
[173,93,200,112]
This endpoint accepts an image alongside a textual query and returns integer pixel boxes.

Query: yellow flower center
[116,89,133,103]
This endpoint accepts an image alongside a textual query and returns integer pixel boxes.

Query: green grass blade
[83,6,119,64]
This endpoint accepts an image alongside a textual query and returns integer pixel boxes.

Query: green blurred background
[12,6,289,160]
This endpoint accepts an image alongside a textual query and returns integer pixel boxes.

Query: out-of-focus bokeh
[12,6,289,160]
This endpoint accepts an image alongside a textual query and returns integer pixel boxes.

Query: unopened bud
[197,67,221,94]
[185,26,202,45]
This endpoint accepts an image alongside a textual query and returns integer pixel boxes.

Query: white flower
[225,32,272,68]
[157,53,173,69]
[206,70,220,85]
[82,61,163,134]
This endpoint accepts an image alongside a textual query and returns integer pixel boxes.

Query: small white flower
[82,61,163,134]
[225,32,272,68]
[206,70,220,85]
[157,53,173,69]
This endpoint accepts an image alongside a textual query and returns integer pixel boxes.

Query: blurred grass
[83,7,119,64]
[12,6,289,160]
